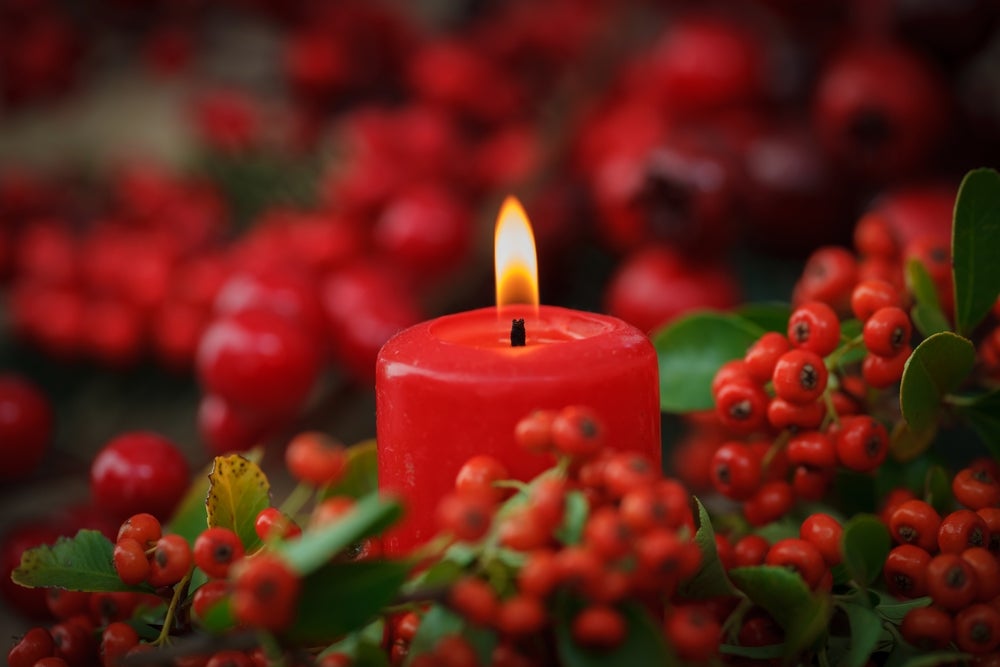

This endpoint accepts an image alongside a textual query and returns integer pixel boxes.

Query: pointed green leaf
[906,259,951,336]
[839,602,883,667]
[678,497,736,599]
[555,491,589,545]
[206,454,271,552]
[840,514,890,587]
[952,168,1000,336]
[900,332,975,433]
[12,530,152,593]
[727,566,814,630]
[653,312,763,413]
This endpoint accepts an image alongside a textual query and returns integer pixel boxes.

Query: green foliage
[952,389,1000,460]
[952,168,1000,336]
[653,312,764,412]
[553,596,676,667]
[320,439,379,500]
[838,602,883,667]
[206,454,272,552]
[12,530,152,593]
[906,259,950,337]
[840,514,890,587]
[900,332,975,434]
[405,605,497,667]
[678,497,736,599]
[554,490,588,545]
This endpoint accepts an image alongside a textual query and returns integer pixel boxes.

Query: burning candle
[375,197,660,553]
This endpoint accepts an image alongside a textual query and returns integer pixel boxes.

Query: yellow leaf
[206,454,271,551]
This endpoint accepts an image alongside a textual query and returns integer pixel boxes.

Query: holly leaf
[653,312,763,413]
[899,332,975,434]
[206,454,271,552]
[840,514,890,587]
[288,560,410,643]
[952,389,1000,460]
[678,497,736,599]
[554,597,676,667]
[952,168,1000,337]
[555,491,588,546]
[12,530,151,593]
[906,259,950,337]
[839,602,883,667]
[278,493,403,576]
[320,440,378,501]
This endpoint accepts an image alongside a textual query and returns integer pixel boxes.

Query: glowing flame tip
[494,196,539,308]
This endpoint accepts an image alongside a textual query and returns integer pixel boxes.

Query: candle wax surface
[375,305,661,553]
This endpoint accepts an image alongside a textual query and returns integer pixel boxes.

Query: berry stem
[826,334,864,371]
[153,568,194,646]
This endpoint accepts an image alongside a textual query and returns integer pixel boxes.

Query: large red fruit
[90,432,190,521]
[605,245,739,333]
[196,309,323,416]
[0,374,52,480]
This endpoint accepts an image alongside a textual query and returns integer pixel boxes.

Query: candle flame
[494,196,539,309]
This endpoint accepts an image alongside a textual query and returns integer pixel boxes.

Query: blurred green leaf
[678,497,736,599]
[839,602,883,667]
[840,514,890,587]
[900,333,975,434]
[555,491,588,545]
[924,465,953,516]
[953,389,1000,460]
[906,259,950,337]
[320,440,378,501]
[952,168,1000,337]
[735,302,791,333]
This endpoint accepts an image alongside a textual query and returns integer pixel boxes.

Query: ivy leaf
[900,332,975,434]
[288,560,409,643]
[554,596,676,667]
[653,312,763,413]
[839,602,883,667]
[320,440,378,501]
[840,514,890,587]
[206,454,271,552]
[952,389,1000,460]
[278,493,402,576]
[952,168,1000,337]
[555,491,589,546]
[678,497,736,599]
[906,259,950,337]
[12,530,151,593]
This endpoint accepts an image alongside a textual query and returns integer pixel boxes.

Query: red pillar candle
[374,198,660,554]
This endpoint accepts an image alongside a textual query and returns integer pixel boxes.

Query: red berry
[517,549,559,599]
[455,455,509,502]
[231,555,300,632]
[743,332,790,385]
[765,538,827,589]
[148,534,193,588]
[953,465,1000,510]
[834,416,888,473]
[664,604,720,662]
[977,507,1000,555]
[0,375,52,480]
[90,432,190,521]
[742,481,794,526]
[601,452,657,499]
[194,527,245,579]
[113,538,151,586]
[851,279,903,321]
[767,397,824,431]
[863,306,912,358]
[786,431,837,470]
[800,514,843,567]
[551,406,605,459]
[45,589,89,620]
[889,500,942,552]
[437,490,496,542]
[954,603,1000,655]
[254,508,301,542]
[710,442,762,501]
[861,346,911,388]
[514,410,556,454]
[309,497,356,529]
[448,577,498,627]
[117,514,162,546]
[772,349,828,405]
[583,506,634,560]
[962,547,1000,603]
[901,606,953,650]
[8,627,54,667]
[791,246,857,313]
[100,622,139,667]
[788,301,841,357]
[926,553,978,611]
[50,620,95,666]
[572,605,626,650]
[884,544,931,598]
[205,651,253,667]
[732,534,770,567]
[496,594,547,637]
[285,432,348,487]
[939,509,989,553]
[712,360,753,396]
[192,580,229,622]
[713,381,769,434]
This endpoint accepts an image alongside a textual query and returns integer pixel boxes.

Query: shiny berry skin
[786,431,837,470]
[90,432,190,521]
[602,453,657,499]
[45,589,89,620]
[231,554,300,632]
[926,553,978,611]
[254,508,301,542]
[197,310,322,416]
[800,514,843,566]
[955,603,1000,654]
[455,455,509,502]
[117,514,162,546]
[977,507,1000,554]
[744,332,791,384]
[436,490,496,542]
[100,622,139,667]
[572,605,626,650]
[788,301,841,357]
[884,544,931,598]
[50,620,95,666]
[743,481,795,526]
[767,397,824,431]
[0,375,53,480]
[8,627,54,667]
[862,346,911,388]
[517,549,559,599]
[939,509,989,553]
[448,577,498,627]
[36,656,71,667]
[499,507,553,552]
[712,360,753,396]
[732,534,770,567]
[792,466,834,502]
[889,500,942,552]
[962,547,1000,603]
[583,506,633,560]
[212,268,328,346]
[664,604,720,662]
[710,442,762,501]
[901,606,953,650]
[834,416,888,473]
[863,306,912,358]
[148,534,193,588]
[772,349,828,405]
[192,580,229,622]
[713,381,769,434]
[953,465,1000,510]
[496,594,547,637]
[113,538,150,586]
[194,527,245,579]
[791,246,858,313]
[766,538,827,589]
[551,406,604,459]
[514,410,556,454]
[284,432,348,487]
[851,279,903,321]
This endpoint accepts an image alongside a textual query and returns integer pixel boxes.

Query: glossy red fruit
[194,527,245,579]
[744,333,791,385]
[551,406,605,460]
[45,589,89,620]
[213,268,328,348]
[448,577,498,627]
[889,500,942,552]
[953,464,1000,510]
[231,555,300,632]
[198,393,278,456]
[437,490,497,542]
[926,553,978,611]
[863,307,912,358]
[285,432,348,487]
[955,603,1000,655]
[800,513,843,566]
[572,605,626,650]
[851,279,903,321]
[7,627,54,667]
[772,349,828,405]
[862,346,911,388]
[192,580,229,623]
[0,374,53,480]
[90,432,190,521]
[732,534,770,567]
[939,509,989,553]
[113,538,150,586]
[148,534,193,588]
[791,246,858,314]
[710,443,763,501]
[834,416,889,473]
[197,310,322,416]
[742,481,795,526]
[254,508,301,542]
[787,301,841,357]
[713,381,769,435]
[766,538,828,589]
[100,622,140,667]
[962,547,1000,603]
[664,604,720,662]
[455,455,509,502]
[884,544,931,598]
[901,606,953,650]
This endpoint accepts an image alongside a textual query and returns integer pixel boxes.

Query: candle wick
[511,318,526,347]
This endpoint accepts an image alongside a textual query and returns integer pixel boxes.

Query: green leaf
[889,421,936,463]
[953,389,1000,460]
[875,596,931,624]
[288,560,409,643]
[840,514,890,587]
[169,449,264,546]
[952,168,1000,336]
[278,493,403,576]
[727,566,819,632]
[906,259,951,336]
[678,497,736,599]
[719,643,786,660]
[839,602,883,667]
[924,465,953,516]
[405,605,497,667]
[12,530,152,593]
[785,592,832,660]
[653,312,763,413]
[900,332,975,434]
[555,491,588,545]
[320,619,388,667]
[898,652,972,667]
[554,597,675,667]
[206,454,271,552]
[320,440,378,501]
[735,302,791,333]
